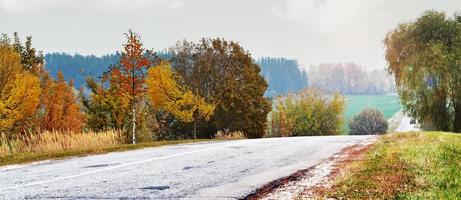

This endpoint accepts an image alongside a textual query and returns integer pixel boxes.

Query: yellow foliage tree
[146,61,215,138]
[0,44,41,133]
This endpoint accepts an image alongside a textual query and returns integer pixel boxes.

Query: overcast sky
[1,0,460,70]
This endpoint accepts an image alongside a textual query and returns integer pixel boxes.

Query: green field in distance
[343,95,402,133]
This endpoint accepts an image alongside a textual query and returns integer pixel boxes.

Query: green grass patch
[325,132,461,199]
[0,139,213,167]
[343,95,402,133]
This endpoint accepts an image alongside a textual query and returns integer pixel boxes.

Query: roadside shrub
[349,108,388,135]
[267,88,345,137]
[214,131,246,140]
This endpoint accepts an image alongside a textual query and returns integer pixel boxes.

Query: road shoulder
[243,137,376,200]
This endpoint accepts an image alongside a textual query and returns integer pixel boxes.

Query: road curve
[388,110,420,132]
[0,136,375,199]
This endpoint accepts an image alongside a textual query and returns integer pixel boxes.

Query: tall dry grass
[0,130,125,157]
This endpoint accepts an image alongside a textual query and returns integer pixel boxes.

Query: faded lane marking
[1,145,229,191]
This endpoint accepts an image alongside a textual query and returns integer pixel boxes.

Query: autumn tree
[385,11,461,132]
[170,38,271,138]
[2,33,48,133]
[0,36,41,135]
[1,33,85,134]
[146,61,215,138]
[82,77,130,132]
[104,30,159,143]
[39,72,85,132]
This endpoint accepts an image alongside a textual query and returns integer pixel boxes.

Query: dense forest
[44,53,310,97]
[44,53,119,90]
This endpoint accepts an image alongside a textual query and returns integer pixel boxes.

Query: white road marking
[1,145,228,191]
[0,160,53,172]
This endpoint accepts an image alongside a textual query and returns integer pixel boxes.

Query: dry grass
[0,130,212,166]
[0,130,125,157]
[214,130,246,140]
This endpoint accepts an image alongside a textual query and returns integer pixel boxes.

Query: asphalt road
[388,110,420,132]
[0,136,374,199]
[395,115,420,132]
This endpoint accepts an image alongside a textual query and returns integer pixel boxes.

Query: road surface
[0,136,374,199]
[388,110,420,132]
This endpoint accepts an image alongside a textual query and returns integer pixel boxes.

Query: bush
[267,88,345,137]
[349,108,388,135]
[214,131,246,140]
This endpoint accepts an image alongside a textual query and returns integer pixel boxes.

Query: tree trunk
[132,107,136,144]
[433,96,450,132]
[193,120,197,139]
[193,110,200,139]
[454,103,461,133]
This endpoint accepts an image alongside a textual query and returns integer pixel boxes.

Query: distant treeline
[308,63,396,95]
[257,57,308,97]
[44,54,395,96]
[44,53,119,89]
[44,53,310,97]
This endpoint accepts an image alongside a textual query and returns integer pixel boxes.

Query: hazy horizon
[1,0,460,70]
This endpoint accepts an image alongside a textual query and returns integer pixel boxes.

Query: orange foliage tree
[39,72,85,132]
[104,30,159,143]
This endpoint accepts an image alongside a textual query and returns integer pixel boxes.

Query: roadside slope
[308,132,461,199]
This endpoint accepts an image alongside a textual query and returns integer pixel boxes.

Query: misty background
[2,0,460,69]
[1,0,460,97]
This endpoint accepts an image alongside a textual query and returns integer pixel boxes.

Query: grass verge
[321,132,461,199]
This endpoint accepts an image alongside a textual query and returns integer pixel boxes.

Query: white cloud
[270,0,461,69]
[272,0,460,35]
[89,0,183,13]
[1,0,460,69]
[271,0,387,34]
[0,0,182,14]
[0,0,76,13]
